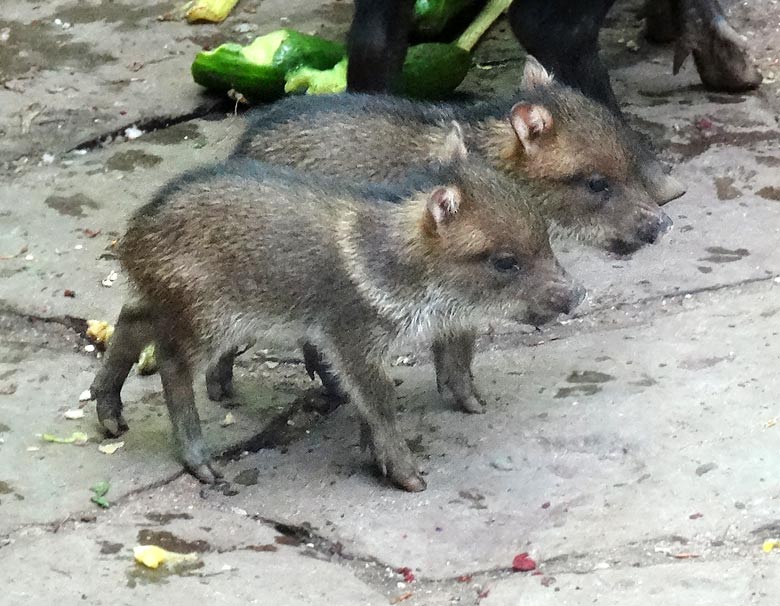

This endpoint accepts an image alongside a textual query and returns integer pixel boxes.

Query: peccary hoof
[186,461,224,484]
[100,415,129,438]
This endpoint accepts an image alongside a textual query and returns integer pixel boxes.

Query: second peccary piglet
[91,130,584,492]
[236,59,678,239]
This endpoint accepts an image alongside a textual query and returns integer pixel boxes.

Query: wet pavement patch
[136,529,211,553]
[233,468,260,486]
[44,193,99,218]
[566,370,615,383]
[695,462,718,476]
[755,155,780,167]
[669,129,780,160]
[126,558,204,587]
[756,186,780,201]
[106,150,163,171]
[244,543,278,552]
[0,19,116,80]
[714,177,741,200]
[54,1,164,31]
[679,356,727,371]
[698,246,750,263]
[144,512,194,525]
[99,540,124,555]
[555,384,602,398]
[457,490,488,510]
[556,370,614,398]
[274,534,302,546]
[142,122,203,145]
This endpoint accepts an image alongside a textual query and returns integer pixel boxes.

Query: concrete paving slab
[0,316,314,532]
[1,0,351,166]
[194,282,780,579]
[0,0,778,604]
[0,492,389,606]
[481,558,780,605]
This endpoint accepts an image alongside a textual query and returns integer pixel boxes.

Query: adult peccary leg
[91,303,157,437]
[347,0,415,92]
[432,328,484,414]
[646,0,761,92]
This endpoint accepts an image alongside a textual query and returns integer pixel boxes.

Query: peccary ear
[509,103,554,155]
[521,55,554,89]
[439,121,468,163]
[426,186,461,227]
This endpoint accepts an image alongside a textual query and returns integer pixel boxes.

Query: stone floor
[0,1,778,604]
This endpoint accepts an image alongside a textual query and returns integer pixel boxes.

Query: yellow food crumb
[133,545,198,569]
[762,539,780,553]
[86,320,114,344]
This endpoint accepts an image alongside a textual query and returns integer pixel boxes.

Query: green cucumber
[414,0,477,37]
[192,29,345,101]
[192,43,286,101]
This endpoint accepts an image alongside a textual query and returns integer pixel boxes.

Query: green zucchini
[285,43,470,99]
[414,0,477,37]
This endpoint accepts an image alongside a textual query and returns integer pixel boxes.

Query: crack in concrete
[66,101,228,153]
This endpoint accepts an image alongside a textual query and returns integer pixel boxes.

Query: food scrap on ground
[762,539,780,553]
[511,552,537,572]
[98,441,125,455]
[41,431,89,445]
[133,544,199,569]
[86,320,114,345]
[90,480,110,509]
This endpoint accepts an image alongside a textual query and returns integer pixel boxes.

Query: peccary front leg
[509,0,621,114]
[347,0,415,93]
[432,328,484,414]
[91,303,157,437]
[328,336,425,492]
[157,337,222,484]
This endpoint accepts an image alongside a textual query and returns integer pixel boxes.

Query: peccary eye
[587,175,609,193]
[492,254,520,273]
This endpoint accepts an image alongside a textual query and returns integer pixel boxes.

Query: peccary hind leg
[157,336,222,484]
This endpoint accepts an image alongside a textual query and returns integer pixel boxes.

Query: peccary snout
[638,212,674,244]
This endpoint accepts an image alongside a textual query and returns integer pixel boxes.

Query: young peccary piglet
[91,128,584,492]
[220,62,673,413]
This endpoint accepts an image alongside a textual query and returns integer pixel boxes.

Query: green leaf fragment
[91,495,110,509]
[91,480,110,497]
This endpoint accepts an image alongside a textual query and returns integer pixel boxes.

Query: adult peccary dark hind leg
[645,0,762,92]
